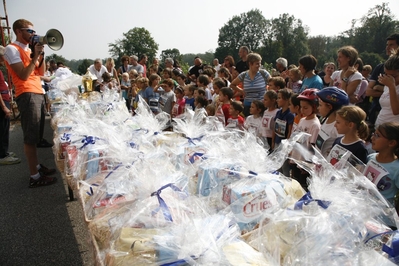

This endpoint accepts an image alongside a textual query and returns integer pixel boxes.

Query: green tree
[45,53,67,65]
[344,3,399,57]
[160,48,182,66]
[359,52,384,68]
[215,9,268,62]
[108,27,158,69]
[262,14,309,67]
[77,59,93,75]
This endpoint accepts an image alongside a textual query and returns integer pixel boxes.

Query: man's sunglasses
[21,28,36,34]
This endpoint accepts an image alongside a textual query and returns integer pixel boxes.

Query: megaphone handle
[38,53,45,68]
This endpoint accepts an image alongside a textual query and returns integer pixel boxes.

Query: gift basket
[49,77,399,265]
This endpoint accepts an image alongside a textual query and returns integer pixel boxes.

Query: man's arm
[365,80,384,97]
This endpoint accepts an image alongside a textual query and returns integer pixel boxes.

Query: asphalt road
[0,116,93,266]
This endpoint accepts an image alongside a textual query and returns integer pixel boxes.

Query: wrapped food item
[223,174,288,234]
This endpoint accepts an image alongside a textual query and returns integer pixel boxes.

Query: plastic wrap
[47,84,399,265]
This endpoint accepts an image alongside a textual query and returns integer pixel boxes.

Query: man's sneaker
[38,164,56,176]
[37,138,53,148]
[29,175,57,188]
[0,155,21,165]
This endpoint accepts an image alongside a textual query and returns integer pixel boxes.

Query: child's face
[163,72,170,79]
[177,76,184,84]
[288,99,300,114]
[317,99,332,117]
[277,93,288,108]
[232,69,239,79]
[371,129,389,151]
[175,90,182,98]
[162,84,171,92]
[263,95,275,109]
[288,71,298,82]
[268,81,278,91]
[193,90,199,98]
[249,103,260,115]
[300,100,314,117]
[229,105,239,117]
[213,84,220,94]
[152,78,160,87]
[122,75,129,82]
[184,87,192,97]
[219,92,226,103]
[334,114,350,135]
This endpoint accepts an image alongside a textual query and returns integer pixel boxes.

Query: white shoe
[0,155,21,165]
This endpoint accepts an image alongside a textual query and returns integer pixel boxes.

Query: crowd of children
[99,47,399,207]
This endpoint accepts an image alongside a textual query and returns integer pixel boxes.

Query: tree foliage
[262,14,309,67]
[77,59,94,75]
[349,3,399,57]
[108,27,158,69]
[45,53,67,65]
[215,9,268,62]
[160,48,182,65]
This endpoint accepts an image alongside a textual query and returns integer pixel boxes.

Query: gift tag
[363,160,390,186]
[275,118,287,138]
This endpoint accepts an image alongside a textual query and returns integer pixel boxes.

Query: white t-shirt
[315,121,342,158]
[260,108,279,138]
[88,64,108,82]
[294,116,321,144]
[244,115,262,137]
[375,84,399,127]
[331,70,362,104]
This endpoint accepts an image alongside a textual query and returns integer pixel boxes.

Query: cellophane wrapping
[49,83,399,265]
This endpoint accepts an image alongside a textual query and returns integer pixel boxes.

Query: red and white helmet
[298,89,319,102]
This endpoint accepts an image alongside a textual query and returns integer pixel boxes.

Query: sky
[5,0,399,61]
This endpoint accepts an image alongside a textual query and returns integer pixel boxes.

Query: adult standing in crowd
[366,33,399,124]
[276,57,288,80]
[298,55,323,92]
[88,58,108,91]
[104,57,119,85]
[236,46,249,73]
[138,54,148,77]
[230,53,270,117]
[188,57,204,78]
[375,48,399,127]
[118,55,131,76]
[129,55,144,76]
[330,46,362,104]
[223,55,235,76]
[213,58,221,72]
[4,19,56,187]
[0,45,21,165]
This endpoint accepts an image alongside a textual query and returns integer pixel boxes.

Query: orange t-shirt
[5,43,43,97]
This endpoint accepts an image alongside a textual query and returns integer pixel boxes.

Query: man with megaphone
[4,19,57,188]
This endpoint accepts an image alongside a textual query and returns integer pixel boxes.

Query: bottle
[82,69,93,93]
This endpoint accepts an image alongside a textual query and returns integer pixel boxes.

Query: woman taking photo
[230,53,270,117]
[375,48,399,127]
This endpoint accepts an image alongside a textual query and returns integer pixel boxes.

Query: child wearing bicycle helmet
[291,89,321,190]
[316,87,349,158]
[294,89,321,144]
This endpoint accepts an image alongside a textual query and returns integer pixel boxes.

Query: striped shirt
[238,69,270,106]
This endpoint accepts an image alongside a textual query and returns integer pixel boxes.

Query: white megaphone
[31,29,64,51]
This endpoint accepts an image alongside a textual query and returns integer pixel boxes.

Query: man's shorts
[16,93,44,145]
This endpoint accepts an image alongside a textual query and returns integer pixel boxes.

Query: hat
[0,46,5,56]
